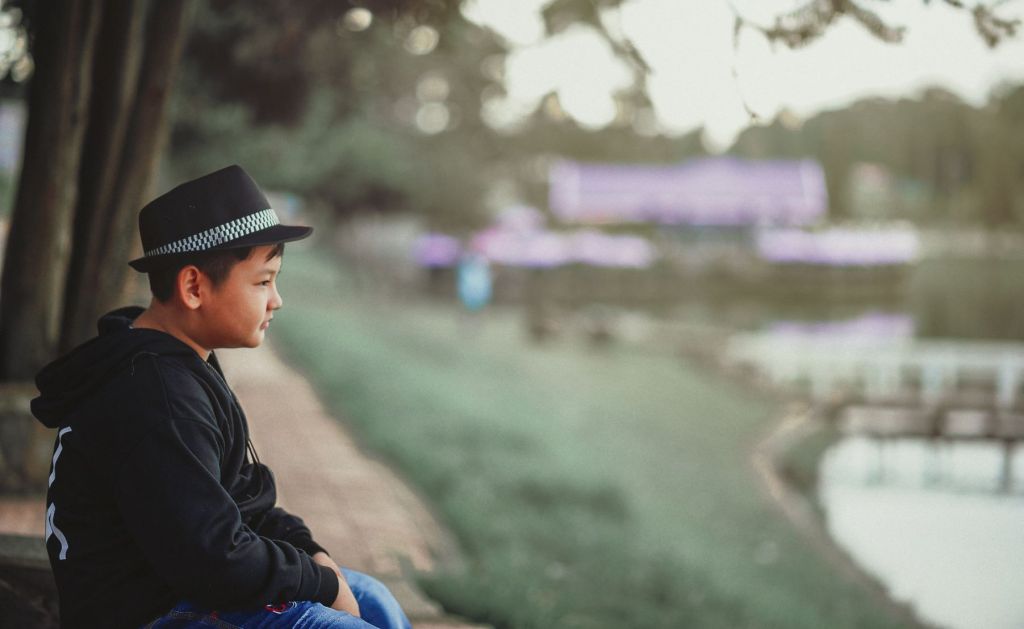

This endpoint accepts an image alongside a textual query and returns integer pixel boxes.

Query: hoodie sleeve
[253,506,330,558]
[116,415,339,610]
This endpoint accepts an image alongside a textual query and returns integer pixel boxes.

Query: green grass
[271,247,911,629]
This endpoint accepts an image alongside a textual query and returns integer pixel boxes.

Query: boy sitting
[32,165,411,629]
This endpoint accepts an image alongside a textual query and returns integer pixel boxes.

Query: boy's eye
[259,280,272,286]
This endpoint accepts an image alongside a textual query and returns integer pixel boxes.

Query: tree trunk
[59,0,146,351]
[59,0,194,353]
[0,0,101,380]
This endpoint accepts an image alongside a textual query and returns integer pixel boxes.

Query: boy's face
[200,244,283,349]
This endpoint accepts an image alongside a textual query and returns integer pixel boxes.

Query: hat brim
[128,224,313,273]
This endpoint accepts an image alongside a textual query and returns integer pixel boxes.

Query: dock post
[999,441,1015,494]
[996,363,1020,409]
[921,364,950,405]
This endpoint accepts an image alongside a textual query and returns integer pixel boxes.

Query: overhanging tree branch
[731,0,1019,49]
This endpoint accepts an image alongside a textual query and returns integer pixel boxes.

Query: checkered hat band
[144,209,280,257]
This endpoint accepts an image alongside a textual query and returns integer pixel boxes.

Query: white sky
[461,0,1024,150]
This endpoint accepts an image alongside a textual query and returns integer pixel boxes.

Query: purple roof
[549,157,828,226]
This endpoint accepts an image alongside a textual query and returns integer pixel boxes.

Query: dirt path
[217,340,485,628]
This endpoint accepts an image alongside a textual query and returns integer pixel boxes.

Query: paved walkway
[0,340,485,629]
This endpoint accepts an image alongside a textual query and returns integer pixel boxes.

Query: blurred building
[548,156,827,227]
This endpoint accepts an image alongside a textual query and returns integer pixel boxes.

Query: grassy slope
[272,248,909,629]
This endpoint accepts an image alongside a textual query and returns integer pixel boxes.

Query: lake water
[818,437,1024,629]
[720,257,1024,628]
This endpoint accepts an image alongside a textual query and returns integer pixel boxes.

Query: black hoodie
[32,306,339,629]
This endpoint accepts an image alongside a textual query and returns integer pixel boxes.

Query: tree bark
[0,0,101,380]
[59,0,195,353]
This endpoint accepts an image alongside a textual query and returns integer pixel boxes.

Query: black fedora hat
[128,165,313,272]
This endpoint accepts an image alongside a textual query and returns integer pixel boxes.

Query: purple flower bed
[756,227,920,267]
[415,228,657,269]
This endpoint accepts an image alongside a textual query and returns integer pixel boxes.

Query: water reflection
[819,437,1024,629]
[674,257,1023,341]
[909,258,1024,341]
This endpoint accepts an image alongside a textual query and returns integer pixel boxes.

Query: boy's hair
[147,242,285,302]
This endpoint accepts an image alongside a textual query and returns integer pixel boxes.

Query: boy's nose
[270,285,283,310]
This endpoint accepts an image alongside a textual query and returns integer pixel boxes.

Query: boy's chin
[233,332,265,349]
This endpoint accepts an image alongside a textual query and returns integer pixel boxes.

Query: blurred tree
[731,86,1024,224]
[0,0,193,379]
[170,0,504,231]
[975,84,1024,226]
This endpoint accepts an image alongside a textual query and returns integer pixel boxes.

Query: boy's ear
[177,266,204,310]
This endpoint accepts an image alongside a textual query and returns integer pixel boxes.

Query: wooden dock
[832,404,1024,493]
[726,334,1024,408]
[838,404,1024,442]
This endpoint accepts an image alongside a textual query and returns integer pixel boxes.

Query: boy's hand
[312,551,361,617]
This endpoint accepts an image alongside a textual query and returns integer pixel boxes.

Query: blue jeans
[141,569,412,629]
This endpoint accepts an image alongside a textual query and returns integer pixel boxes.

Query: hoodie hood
[32,306,202,428]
